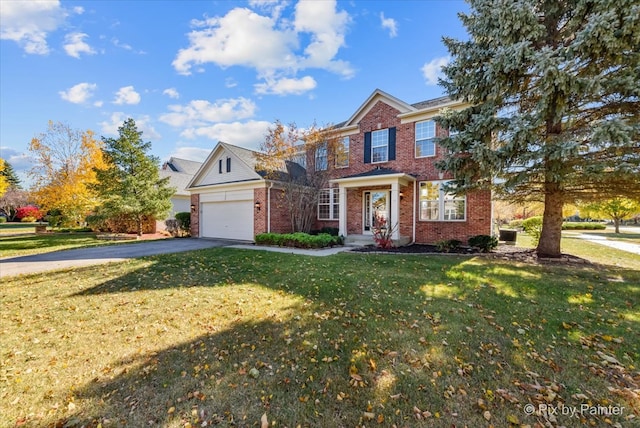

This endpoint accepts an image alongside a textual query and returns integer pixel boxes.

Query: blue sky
[1,0,469,184]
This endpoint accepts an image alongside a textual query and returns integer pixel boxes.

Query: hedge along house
[188,89,492,244]
[186,142,297,240]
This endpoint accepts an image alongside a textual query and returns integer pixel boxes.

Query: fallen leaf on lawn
[483,410,491,421]
[363,412,375,420]
[506,414,519,424]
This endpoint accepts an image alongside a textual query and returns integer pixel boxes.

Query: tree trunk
[614,218,620,234]
[537,187,563,258]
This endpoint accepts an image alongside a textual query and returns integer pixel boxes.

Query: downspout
[411,180,416,245]
[267,182,274,233]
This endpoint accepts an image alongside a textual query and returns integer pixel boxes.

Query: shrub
[508,219,523,229]
[311,227,340,236]
[45,208,64,228]
[468,235,498,252]
[165,219,180,237]
[562,222,606,230]
[254,232,342,249]
[522,216,543,245]
[175,212,191,235]
[435,239,462,253]
[16,205,43,221]
[21,216,37,222]
[86,214,108,232]
[0,216,6,223]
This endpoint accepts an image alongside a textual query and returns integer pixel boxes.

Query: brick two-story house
[188,89,492,244]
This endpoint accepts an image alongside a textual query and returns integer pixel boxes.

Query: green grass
[0,232,115,258]
[1,249,638,427]
[514,232,640,270]
[0,222,35,234]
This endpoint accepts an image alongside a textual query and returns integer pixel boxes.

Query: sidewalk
[576,233,640,255]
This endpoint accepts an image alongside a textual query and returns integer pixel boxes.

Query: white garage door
[201,200,254,241]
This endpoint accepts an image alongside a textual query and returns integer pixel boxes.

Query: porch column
[338,185,347,237]
[391,181,400,240]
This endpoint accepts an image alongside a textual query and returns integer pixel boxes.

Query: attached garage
[200,199,254,241]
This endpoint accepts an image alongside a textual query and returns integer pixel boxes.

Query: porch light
[399,191,404,200]
[255,201,262,211]
[190,204,196,211]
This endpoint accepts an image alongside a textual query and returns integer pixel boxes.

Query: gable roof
[162,157,203,175]
[160,157,204,196]
[342,88,416,128]
[335,89,463,129]
[187,141,265,189]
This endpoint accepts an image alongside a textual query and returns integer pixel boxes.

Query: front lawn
[0,232,109,258]
[1,249,637,427]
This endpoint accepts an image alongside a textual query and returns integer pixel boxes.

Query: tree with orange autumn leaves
[28,121,107,227]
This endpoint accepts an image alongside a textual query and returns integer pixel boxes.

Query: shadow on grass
[45,249,640,427]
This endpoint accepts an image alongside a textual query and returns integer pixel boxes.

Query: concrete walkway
[576,233,640,256]
[0,238,232,278]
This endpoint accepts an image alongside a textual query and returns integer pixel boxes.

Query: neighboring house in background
[188,89,492,244]
[159,157,203,223]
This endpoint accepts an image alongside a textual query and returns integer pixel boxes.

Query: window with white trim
[318,188,339,220]
[335,136,349,168]
[315,142,328,171]
[415,120,436,157]
[419,181,466,221]
[371,129,389,163]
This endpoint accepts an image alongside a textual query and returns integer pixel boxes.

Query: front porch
[330,168,416,245]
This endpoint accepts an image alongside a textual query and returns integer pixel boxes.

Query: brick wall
[190,193,200,237]
[269,188,294,233]
[254,188,267,236]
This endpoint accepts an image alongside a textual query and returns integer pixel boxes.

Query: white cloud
[100,113,161,140]
[173,1,353,80]
[59,82,97,104]
[180,120,272,149]
[113,86,141,105]
[163,88,180,99]
[421,55,450,86]
[255,75,316,95]
[0,0,67,54]
[72,6,84,15]
[159,97,257,128]
[380,12,397,38]
[293,0,353,76]
[173,8,297,75]
[63,32,95,58]
[0,147,33,173]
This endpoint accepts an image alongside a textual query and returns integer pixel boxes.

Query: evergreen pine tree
[93,118,174,236]
[437,0,640,257]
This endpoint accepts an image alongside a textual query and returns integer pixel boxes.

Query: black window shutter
[218,159,223,173]
[388,127,396,161]
[226,157,231,172]
[364,132,372,164]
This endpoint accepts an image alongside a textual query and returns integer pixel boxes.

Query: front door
[363,191,390,233]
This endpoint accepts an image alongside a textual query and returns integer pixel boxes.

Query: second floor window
[315,142,328,171]
[371,129,389,163]
[335,136,349,168]
[415,120,436,158]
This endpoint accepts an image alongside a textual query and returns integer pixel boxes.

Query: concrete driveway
[0,238,232,278]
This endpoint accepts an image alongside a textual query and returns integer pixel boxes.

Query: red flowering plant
[15,205,43,222]
[372,214,397,249]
